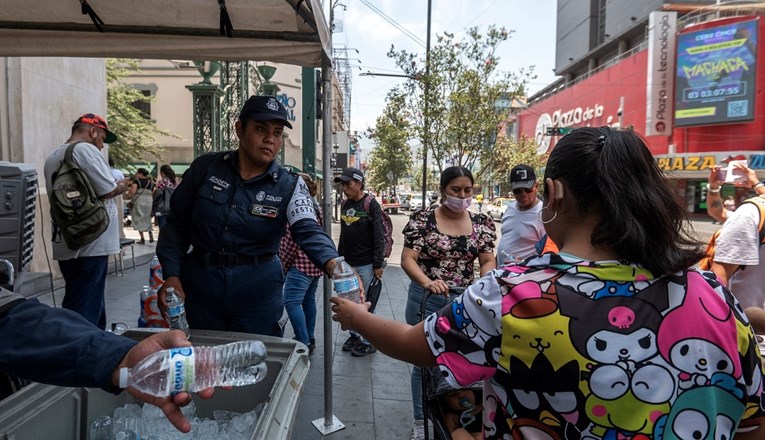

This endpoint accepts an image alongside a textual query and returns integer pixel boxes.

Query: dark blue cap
[239,95,293,129]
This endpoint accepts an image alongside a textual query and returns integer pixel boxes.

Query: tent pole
[312,54,346,435]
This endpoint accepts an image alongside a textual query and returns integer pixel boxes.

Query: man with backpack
[335,167,388,357]
[43,113,130,329]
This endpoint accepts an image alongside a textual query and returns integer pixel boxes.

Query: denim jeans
[283,267,320,346]
[349,263,375,343]
[58,255,108,330]
[404,282,458,420]
[182,253,285,336]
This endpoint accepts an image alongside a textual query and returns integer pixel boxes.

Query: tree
[388,26,536,180]
[106,59,175,168]
[366,90,413,195]
[490,134,548,197]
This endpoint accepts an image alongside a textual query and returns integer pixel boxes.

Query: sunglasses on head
[512,188,533,195]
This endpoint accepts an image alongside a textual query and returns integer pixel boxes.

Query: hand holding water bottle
[157,276,185,320]
[111,330,216,433]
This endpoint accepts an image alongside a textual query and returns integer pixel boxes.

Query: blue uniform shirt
[0,295,136,391]
[157,151,338,278]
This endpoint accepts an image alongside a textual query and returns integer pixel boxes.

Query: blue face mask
[443,195,471,213]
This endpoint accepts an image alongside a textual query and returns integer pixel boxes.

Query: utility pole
[421,0,432,204]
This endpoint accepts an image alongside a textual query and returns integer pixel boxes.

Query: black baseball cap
[238,95,293,129]
[334,167,364,183]
[510,164,536,190]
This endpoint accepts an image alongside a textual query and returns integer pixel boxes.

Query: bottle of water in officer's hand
[119,340,268,397]
[164,287,190,338]
[332,257,361,303]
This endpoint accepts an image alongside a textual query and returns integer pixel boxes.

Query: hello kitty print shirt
[423,252,765,439]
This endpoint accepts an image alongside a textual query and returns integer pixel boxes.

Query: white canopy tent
[0,0,343,434]
[0,0,330,65]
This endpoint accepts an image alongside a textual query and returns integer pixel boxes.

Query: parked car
[409,194,424,211]
[486,197,513,220]
[400,193,413,210]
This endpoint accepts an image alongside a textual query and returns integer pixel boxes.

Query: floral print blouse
[402,209,496,287]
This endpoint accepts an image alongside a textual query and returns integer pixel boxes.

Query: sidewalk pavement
[29,215,723,439]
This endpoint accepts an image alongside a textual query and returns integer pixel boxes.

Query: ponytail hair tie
[598,135,607,145]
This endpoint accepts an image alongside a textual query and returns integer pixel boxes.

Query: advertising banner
[674,19,758,127]
[645,11,677,136]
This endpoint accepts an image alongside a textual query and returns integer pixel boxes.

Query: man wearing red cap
[43,113,130,329]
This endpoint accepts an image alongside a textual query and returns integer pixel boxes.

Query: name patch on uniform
[250,204,278,218]
[209,176,230,189]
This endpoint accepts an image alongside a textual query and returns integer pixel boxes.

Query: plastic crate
[0,329,309,440]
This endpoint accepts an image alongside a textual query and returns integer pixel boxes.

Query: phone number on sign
[684,83,745,102]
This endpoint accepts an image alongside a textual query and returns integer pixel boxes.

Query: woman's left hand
[330,297,371,331]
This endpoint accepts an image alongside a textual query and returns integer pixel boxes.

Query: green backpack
[49,142,110,249]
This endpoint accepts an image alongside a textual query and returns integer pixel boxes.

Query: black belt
[192,249,276,267]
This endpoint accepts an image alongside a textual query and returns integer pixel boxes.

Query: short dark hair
[440,166,474,189]
[135,167,149,177]
[544,126,703,275]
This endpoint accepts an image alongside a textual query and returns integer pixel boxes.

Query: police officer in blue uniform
[0,290,212,433]
[157,95,340,336]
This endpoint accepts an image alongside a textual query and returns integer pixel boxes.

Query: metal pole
[312,0,345,435]
[421,0,432,204]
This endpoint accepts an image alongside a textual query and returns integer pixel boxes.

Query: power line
[359,0,426,48]
[462,0,501,28]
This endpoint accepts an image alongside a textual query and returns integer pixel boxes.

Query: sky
[328,0,559,156]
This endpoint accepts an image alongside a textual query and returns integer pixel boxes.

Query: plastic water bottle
[332,257,361,303]
[138,286,151,327]
[149,256,163,291]
[165,287,190,338]
[118,340,268,397]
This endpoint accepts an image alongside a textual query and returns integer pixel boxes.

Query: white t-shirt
[713,200,765,309]
[496,199,545,266]
[43,142,119,260]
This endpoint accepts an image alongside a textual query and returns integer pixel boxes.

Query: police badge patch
[267,98,279,111]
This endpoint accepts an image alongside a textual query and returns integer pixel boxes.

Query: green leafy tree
[490,134,548,197]
[106,59,175,168]
[366,90,413,195]
[388,26,536,180]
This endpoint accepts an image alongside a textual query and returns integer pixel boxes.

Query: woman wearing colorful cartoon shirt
[400,165,496,440]
[332,127,765,440]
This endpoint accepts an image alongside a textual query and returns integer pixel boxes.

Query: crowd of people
[5,99,762,438]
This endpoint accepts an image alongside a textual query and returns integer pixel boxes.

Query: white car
[409,194,423,211]
[486,198,513,220]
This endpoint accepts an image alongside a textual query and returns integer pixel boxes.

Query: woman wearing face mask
[400,166,496,440]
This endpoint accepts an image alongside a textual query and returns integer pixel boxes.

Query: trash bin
[0,329,309,440]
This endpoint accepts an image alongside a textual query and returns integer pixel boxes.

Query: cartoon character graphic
[557,280,676,436]
[653,382,745,440]
[658,271,741,390]
[557,281,669,372]
[503,355,588,439]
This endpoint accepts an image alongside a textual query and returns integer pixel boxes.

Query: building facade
[517,1,765,214]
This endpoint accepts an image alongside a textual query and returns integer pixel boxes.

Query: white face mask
[443,194,471,213]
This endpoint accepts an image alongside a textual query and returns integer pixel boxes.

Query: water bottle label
[168,347,195,395]
[333,277,359,294]
[168,304,185,317]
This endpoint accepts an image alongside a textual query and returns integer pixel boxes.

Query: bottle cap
[118,368,129,388]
